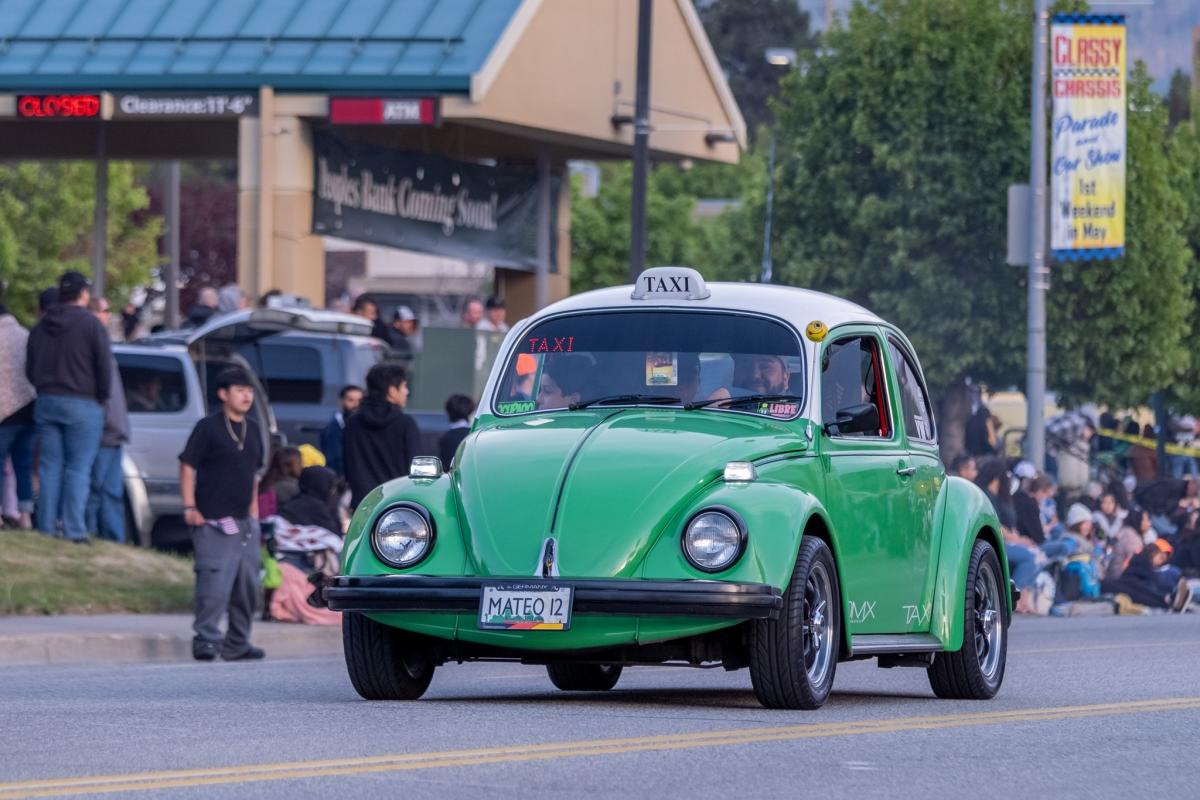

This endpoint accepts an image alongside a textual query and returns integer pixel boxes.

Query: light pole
[1026,0,1049,471]
[761,48,796,284]
[628,0,653,282]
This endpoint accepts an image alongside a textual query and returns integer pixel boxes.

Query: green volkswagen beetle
[326,267,1012,710]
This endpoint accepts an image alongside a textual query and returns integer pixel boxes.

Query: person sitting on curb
[1102,539,1193,613]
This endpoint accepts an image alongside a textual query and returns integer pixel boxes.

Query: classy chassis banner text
[1050,14,1126,260]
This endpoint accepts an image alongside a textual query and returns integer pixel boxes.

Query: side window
[115,353,188,414]
[820,335,890,438]
[888,340,936,443]
[253,343,323,404]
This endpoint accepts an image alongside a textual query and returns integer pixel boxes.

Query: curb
[0,621,343,667]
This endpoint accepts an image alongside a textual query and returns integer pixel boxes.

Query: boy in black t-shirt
[179,367,265,661]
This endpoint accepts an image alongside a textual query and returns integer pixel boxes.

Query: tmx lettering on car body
[325,267,1013,710]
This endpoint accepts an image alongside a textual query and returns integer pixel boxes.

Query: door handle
[896,465,917,476]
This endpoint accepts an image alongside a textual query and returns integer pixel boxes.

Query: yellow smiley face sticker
[805,320,828,342]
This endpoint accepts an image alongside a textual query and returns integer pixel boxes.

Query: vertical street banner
[1050,14,1126,261]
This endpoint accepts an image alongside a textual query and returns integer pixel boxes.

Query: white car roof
[529,274,884,332]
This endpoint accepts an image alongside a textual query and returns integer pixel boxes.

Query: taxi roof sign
[631,267,710,301]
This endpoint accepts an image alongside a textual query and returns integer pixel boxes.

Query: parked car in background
[117,307,371,549]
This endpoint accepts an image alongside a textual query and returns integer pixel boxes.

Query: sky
[798,0,1197,92]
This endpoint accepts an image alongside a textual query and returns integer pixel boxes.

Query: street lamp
[761,47,796,284]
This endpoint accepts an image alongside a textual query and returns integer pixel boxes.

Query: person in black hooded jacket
[344,362,422,509]
[279,466,341,534]
[26,271,111,542]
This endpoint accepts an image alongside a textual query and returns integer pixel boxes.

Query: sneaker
[1171,579,1194,613]
[224,646,265,661]
[71,538,93,546]
[193,642,220,661]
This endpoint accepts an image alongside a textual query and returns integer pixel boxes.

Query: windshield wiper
[569,394,682,410]
[685,393,803,411]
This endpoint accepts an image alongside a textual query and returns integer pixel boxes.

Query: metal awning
[0,0,521,92]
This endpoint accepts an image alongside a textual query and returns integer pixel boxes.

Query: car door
[884,335,944,633]
[818,328,919,634]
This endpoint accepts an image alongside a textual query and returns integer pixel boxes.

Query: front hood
[456,410,805,577]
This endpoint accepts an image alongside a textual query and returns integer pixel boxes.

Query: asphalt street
[1,614,1197,800]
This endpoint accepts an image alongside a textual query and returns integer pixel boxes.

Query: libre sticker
[645,352,679,386]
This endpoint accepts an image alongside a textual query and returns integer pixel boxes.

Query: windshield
[493,311,805,419]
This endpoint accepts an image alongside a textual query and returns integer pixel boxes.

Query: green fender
[639,462,852,655]
[340,474,470,578]
[928,476,1011,651]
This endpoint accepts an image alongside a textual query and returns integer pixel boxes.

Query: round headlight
[372,505,433,567]
[682,509,745,572]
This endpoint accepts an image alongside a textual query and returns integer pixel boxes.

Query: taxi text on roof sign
[631,267,710,301]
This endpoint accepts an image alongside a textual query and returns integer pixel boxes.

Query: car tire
[749,536,841,710]
[545,663,623,691]
[927,539,1008,700]
[342,612,435,701]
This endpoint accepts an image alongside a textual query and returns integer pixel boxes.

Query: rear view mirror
[824,403,879,436]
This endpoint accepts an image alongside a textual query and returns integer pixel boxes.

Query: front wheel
[927,539,1008,699]
[749,537,841,709]
[546,663,623,691]
[342,612,435,700]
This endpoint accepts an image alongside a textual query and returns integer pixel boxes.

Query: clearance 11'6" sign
[1050,14,1126,261]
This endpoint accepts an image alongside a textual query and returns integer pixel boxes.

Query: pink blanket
[269,562,341,625]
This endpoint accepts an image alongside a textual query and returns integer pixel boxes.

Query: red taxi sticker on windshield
[527,337,574,353]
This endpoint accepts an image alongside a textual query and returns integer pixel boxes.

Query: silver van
[115,307,373,548]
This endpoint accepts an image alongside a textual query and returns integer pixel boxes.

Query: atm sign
[329,97,438,126]
[17,94,102,119]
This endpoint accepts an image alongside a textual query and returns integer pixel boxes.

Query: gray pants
[192,518,261,658]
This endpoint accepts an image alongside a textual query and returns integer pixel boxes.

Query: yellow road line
[2,697,1197,799]
[1012,640,1200,655]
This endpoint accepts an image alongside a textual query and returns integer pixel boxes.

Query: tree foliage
[697,0,819,137]
[1166,68,1192,130]
[147,169,238,312]
[763,0,1195,413]
[769,0,1031,396]
[1047,65,1193,407]
[570,163,737,293]
[0,162,161,324]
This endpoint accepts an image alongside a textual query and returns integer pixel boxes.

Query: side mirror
[824,403,880,436]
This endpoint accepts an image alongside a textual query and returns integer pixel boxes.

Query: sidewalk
[0,614,342,667]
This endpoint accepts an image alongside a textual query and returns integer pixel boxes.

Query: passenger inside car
[536,354,593,410]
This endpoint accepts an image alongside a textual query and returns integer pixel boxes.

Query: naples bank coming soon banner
[1050,14,1126,261]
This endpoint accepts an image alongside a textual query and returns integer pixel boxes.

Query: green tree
[697,0,819,138]
[1166,109,1200,410]
[570,163,733,292]
[1166,68,1192,130]
[1047,65,1193,408]
[766,0,1194,454]
[0,162,161,324]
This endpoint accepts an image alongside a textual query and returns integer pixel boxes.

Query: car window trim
[821,330,897,444]
[489,307,809,421]
[885,334,938,446]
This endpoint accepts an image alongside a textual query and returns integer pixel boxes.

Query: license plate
[478,583,573,630]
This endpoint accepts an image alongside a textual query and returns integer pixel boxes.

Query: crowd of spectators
[952,403,1200,617]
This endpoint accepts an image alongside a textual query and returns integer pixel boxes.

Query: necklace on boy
[224,414,246,451]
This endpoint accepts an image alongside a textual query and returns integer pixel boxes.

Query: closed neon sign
[17,94,102,119]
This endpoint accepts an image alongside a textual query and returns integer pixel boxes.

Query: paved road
[1,614,1197,799]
